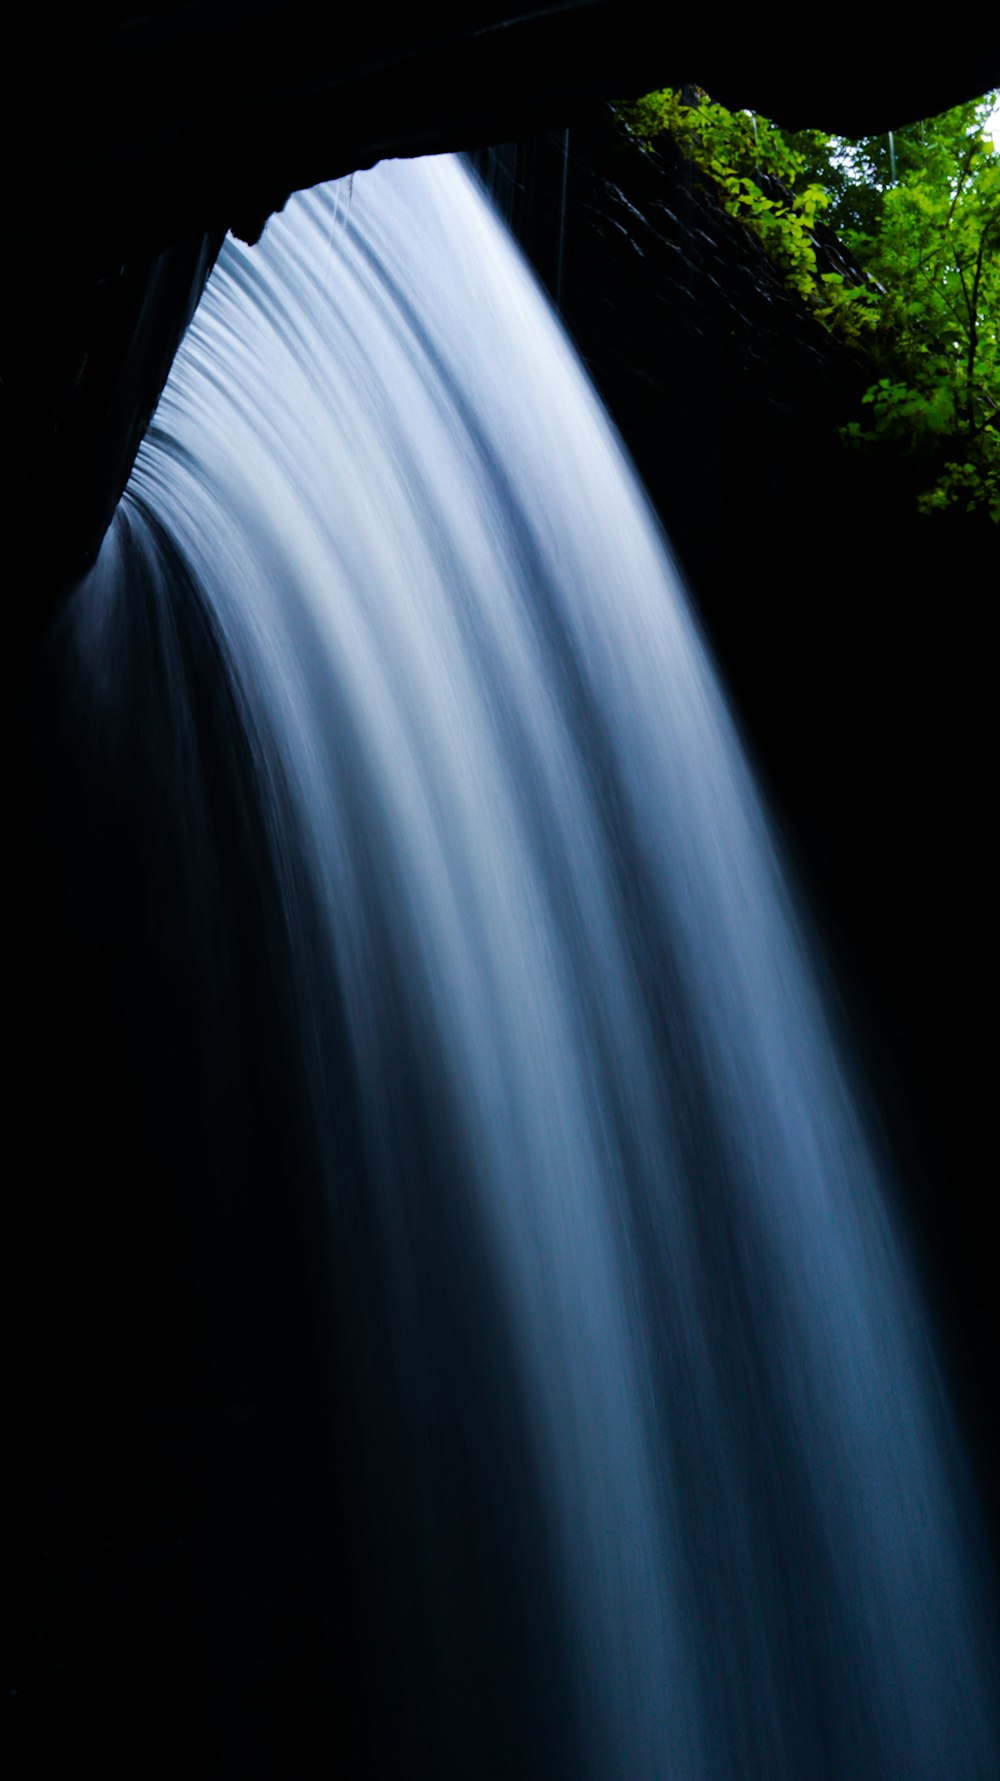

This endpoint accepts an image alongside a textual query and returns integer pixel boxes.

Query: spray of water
[57,156,997,1776]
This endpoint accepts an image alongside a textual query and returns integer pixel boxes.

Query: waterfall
[39,156,997,1777]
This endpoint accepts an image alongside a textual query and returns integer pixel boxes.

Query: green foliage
[617,87,1000,519]
[618,89,836,307]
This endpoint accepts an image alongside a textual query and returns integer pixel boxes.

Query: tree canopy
[618,87,1000,519]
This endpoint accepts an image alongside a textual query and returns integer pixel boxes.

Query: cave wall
[6,6,997,606]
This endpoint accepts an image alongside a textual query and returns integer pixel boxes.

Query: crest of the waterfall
[69,156,996,1776]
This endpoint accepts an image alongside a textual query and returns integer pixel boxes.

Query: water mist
[35,156,998,1777]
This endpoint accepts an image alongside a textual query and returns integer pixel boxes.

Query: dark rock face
[6,5,997,602]
[14,8,998,259]
[11,233,223,609]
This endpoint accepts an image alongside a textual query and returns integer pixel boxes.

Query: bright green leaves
[616,86,1000,519]
[616,88,858,316]
[838,100,1000,516]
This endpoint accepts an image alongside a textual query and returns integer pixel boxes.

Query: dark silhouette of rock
[5,6,996,599]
